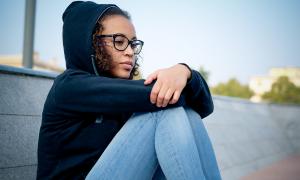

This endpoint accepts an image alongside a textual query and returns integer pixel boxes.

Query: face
[100,15,137,79]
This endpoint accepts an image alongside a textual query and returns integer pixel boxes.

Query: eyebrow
[99,33,138,40]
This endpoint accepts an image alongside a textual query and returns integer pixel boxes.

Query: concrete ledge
[0,64,57,79]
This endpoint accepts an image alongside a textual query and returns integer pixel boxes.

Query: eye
[114,40,125,46]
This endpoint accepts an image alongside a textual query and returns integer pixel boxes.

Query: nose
[124,44,134,56]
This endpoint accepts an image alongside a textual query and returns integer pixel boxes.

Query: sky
[0,0,300,86]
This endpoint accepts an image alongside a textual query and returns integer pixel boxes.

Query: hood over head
[62,1,120,74]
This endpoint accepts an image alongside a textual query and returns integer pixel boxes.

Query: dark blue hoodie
[37,1,214,179]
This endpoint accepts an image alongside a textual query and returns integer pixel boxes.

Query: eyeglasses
[96,33,144,55]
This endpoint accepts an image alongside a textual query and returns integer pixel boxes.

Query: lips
[120,61,133,66]
[120,61,133,70]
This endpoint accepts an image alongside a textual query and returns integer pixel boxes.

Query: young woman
[37,1,222,180]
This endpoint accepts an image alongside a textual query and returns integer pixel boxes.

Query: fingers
[150,81,161,104]
[156,85,170,107]
[169,90,181,104]
[162,89,174,107]
[148,65,188,107]
[144,70,159,85]
[151,82,176,107]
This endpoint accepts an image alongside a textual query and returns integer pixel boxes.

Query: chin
[117,72,131,79]
[111,67,132,79]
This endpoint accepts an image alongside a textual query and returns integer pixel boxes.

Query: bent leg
[184,108,222,180]
[86,112,158,180]
[153,107,222,180]
[154,107,206,180]
[86,107,221,180]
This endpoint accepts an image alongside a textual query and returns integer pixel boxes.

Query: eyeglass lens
[114,35,143,54]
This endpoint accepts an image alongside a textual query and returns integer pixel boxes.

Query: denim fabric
[86,107,221,180]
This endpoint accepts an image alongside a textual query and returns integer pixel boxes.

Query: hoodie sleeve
[182,70,214,119]
[54,70,186,113]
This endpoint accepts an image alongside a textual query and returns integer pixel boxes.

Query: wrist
[178,63,192,80]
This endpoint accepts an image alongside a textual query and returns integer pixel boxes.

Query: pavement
[240,154,300,180]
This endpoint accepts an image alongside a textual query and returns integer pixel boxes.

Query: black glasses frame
[96,33,144,55]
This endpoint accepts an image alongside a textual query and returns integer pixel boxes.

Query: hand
[144,64,191,107]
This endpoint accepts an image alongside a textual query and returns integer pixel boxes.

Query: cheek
[108,52,125,73]
[110,53,121,67]
[110,49,124,63]
[104,48,118,64]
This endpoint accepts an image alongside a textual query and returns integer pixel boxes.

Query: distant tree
[262,76,300,104]
[198,66,210,82]
[211,78,253,99]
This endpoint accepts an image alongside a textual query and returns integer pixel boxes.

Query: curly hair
[92,7,140,79]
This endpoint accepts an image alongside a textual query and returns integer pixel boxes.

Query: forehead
[101,15,136,38]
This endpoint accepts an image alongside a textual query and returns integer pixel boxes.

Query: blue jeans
[86,107,222,180]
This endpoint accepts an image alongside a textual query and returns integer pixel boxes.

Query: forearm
[54,71,186,113]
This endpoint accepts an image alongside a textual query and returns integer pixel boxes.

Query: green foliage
[211,78,254,99]
[262,76,300,104]
[198,66,210,82]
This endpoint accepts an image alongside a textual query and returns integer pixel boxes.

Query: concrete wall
[206,96,300,179]
[0,66,55,180]
[0,65,300,180]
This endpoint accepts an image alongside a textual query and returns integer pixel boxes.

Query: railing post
[22,0,36,68]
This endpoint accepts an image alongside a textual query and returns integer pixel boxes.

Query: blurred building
[0,52,64,73]
[249,67,300,102]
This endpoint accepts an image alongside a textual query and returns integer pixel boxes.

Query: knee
[153,106,187,126]
[126,111,157,128]
[184,107,202,120]
[154,107,194,142]
[159,107,200,121]
[159,106,186,117]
